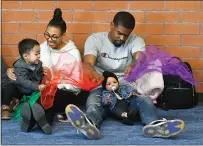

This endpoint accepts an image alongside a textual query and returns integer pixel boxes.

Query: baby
[101,71,137,125]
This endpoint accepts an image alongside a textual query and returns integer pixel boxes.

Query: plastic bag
[125,45,199,86]
[40,52,103,109]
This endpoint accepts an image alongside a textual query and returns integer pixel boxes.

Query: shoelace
[149,118,167,125]
[156,124,166,135]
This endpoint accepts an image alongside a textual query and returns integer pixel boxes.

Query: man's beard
[113,40,125,47]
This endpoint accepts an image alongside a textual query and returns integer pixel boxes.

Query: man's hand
[83,63,104,83]
[124,51,141,75]
[124,64,135,75]
[38,84,46,92]
[7,68,16,80]
[92,69,104,83]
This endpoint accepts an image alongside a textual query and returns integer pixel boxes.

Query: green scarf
[14,91,40,120]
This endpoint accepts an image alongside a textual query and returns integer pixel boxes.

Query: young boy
[101,71,138,125]
[2,38,51,134]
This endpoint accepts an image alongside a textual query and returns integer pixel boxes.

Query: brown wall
[2,1,203,92]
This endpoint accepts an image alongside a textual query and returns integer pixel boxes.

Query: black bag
[156,62,198,110]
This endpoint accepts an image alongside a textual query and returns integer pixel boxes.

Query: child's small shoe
[1,105,11,120]
[32,103,52,135]
[21,103,36,132]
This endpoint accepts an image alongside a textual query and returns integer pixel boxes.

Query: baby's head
[102,71,119,91]
[18,38,40,65]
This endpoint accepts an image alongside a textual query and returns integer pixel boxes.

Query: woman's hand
[7,68,16,80]
[43,67,50,76]
[43,67,52,81]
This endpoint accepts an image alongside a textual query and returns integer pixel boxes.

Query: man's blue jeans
[86,87,159,128]
[86,87,106,128]
[129,96,159,125]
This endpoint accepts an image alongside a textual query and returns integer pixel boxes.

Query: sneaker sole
[65,104,100,140]
[32,103,52,135]
[2,117,10,120]
[20,103,33,132]
[142,119,185,138]
[2,106,11,120]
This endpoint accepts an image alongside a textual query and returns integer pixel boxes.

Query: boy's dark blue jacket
[12,58,43,94]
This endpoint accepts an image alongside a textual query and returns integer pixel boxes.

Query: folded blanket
[131,71,164,103]
[126,45,198,103]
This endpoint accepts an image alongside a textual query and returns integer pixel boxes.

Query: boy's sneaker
[1,105,11,120]
[32,103,52,135]
[142,118,185,138]
[65,104,100,140]
[21,103,36,132]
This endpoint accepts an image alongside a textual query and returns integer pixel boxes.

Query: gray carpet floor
[1,105,203,145]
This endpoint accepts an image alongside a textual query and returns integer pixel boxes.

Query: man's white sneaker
[65,104,100,140]
[142,118,185,138]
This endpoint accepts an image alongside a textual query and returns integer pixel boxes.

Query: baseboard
[197,93,203,105]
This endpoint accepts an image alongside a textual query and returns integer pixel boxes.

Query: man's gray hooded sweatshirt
[12,58,43,94]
